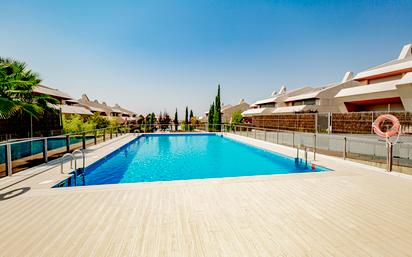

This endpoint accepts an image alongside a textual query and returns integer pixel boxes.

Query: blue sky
[1,0,411,116]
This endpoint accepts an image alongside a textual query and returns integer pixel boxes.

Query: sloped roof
[88,106,107,113]
[78,94,113,114]
[284,83,337,102]
[221,104,233,111]
[252,86,313,106]
[33,85,73,100]
[49,104,93,115]
[111,104,136,116]
[253,96,279,105]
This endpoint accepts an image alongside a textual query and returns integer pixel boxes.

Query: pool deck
[1,133,412,256]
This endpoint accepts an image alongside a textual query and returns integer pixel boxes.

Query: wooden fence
[252,111,412,134]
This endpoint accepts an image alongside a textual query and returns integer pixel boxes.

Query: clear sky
[1,0,411,116]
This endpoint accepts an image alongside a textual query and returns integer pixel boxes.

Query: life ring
[372,114,401,138]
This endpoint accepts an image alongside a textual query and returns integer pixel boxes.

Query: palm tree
[0,57,58,119]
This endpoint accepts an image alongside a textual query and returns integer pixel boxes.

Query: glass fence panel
[293,133,315,149]
[69,135,83,151]
[47,136,68,161]
[346,139,386,163]
[312,135,342,157]
[0,145,6,178]
[85,132,95,148]
[278,132,293,146]
[266,131,277,144]
[11,139,45,174]
[255,130,265,141]
[393,143,412,167]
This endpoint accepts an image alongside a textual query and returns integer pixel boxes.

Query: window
[292,98,316,106]
[260,103,277,108]
[303,99,316,105]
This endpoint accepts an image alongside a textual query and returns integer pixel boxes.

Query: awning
[241,108,274,117]
[397,72,412,86]
[57,105,93,115]
[354,58,412,80]
[88,106,107,113]
[252,96,278,105]
[335,79,400,98]
[272,105,318,113]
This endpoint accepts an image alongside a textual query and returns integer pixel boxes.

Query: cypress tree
[174,108,178,131]
[185,106,189,131]
[151,113,156,125]
[213,84,221,130]
[189,109,193,119]
[208,102,214,131]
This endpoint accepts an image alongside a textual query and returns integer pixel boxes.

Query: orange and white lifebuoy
[372,114,401,138]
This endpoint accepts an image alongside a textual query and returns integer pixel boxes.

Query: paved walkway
[1,133,412,256]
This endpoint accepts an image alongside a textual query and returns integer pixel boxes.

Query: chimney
[341,71,354,83]
[398,43,412,60]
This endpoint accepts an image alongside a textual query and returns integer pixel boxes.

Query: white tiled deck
[1,133,412,256]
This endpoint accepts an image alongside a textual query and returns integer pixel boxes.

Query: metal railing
[0,125,131,178]
[214,123,412,172]
[3,122,412,179]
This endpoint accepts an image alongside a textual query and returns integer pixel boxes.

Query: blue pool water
[56,134,328,187]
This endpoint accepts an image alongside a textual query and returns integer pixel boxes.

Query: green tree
[0,58,58,119]
[231,111,243,131]
[185,106,189,131]
[189,109,193,119]
[88,112,110,129]
[173,108,178,131]
[150,113,156,125]
[231,111,243,125]
[213,84,221,130]
[62,114,94,133]
[208,102,214,131]
[144,113,156,132]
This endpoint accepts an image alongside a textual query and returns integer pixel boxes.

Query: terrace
[1,126,412,256]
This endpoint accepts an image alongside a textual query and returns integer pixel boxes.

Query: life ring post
[372,114,401,172]
[387,142,393,172]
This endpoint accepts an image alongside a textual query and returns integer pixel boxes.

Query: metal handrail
[72,149,85,172]
[60,153,76,174]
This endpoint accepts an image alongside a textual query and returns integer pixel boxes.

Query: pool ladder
[60,149,86,186]
[295,146,308,168]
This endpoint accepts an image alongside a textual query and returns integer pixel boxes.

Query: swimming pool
[55,134,328,187]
